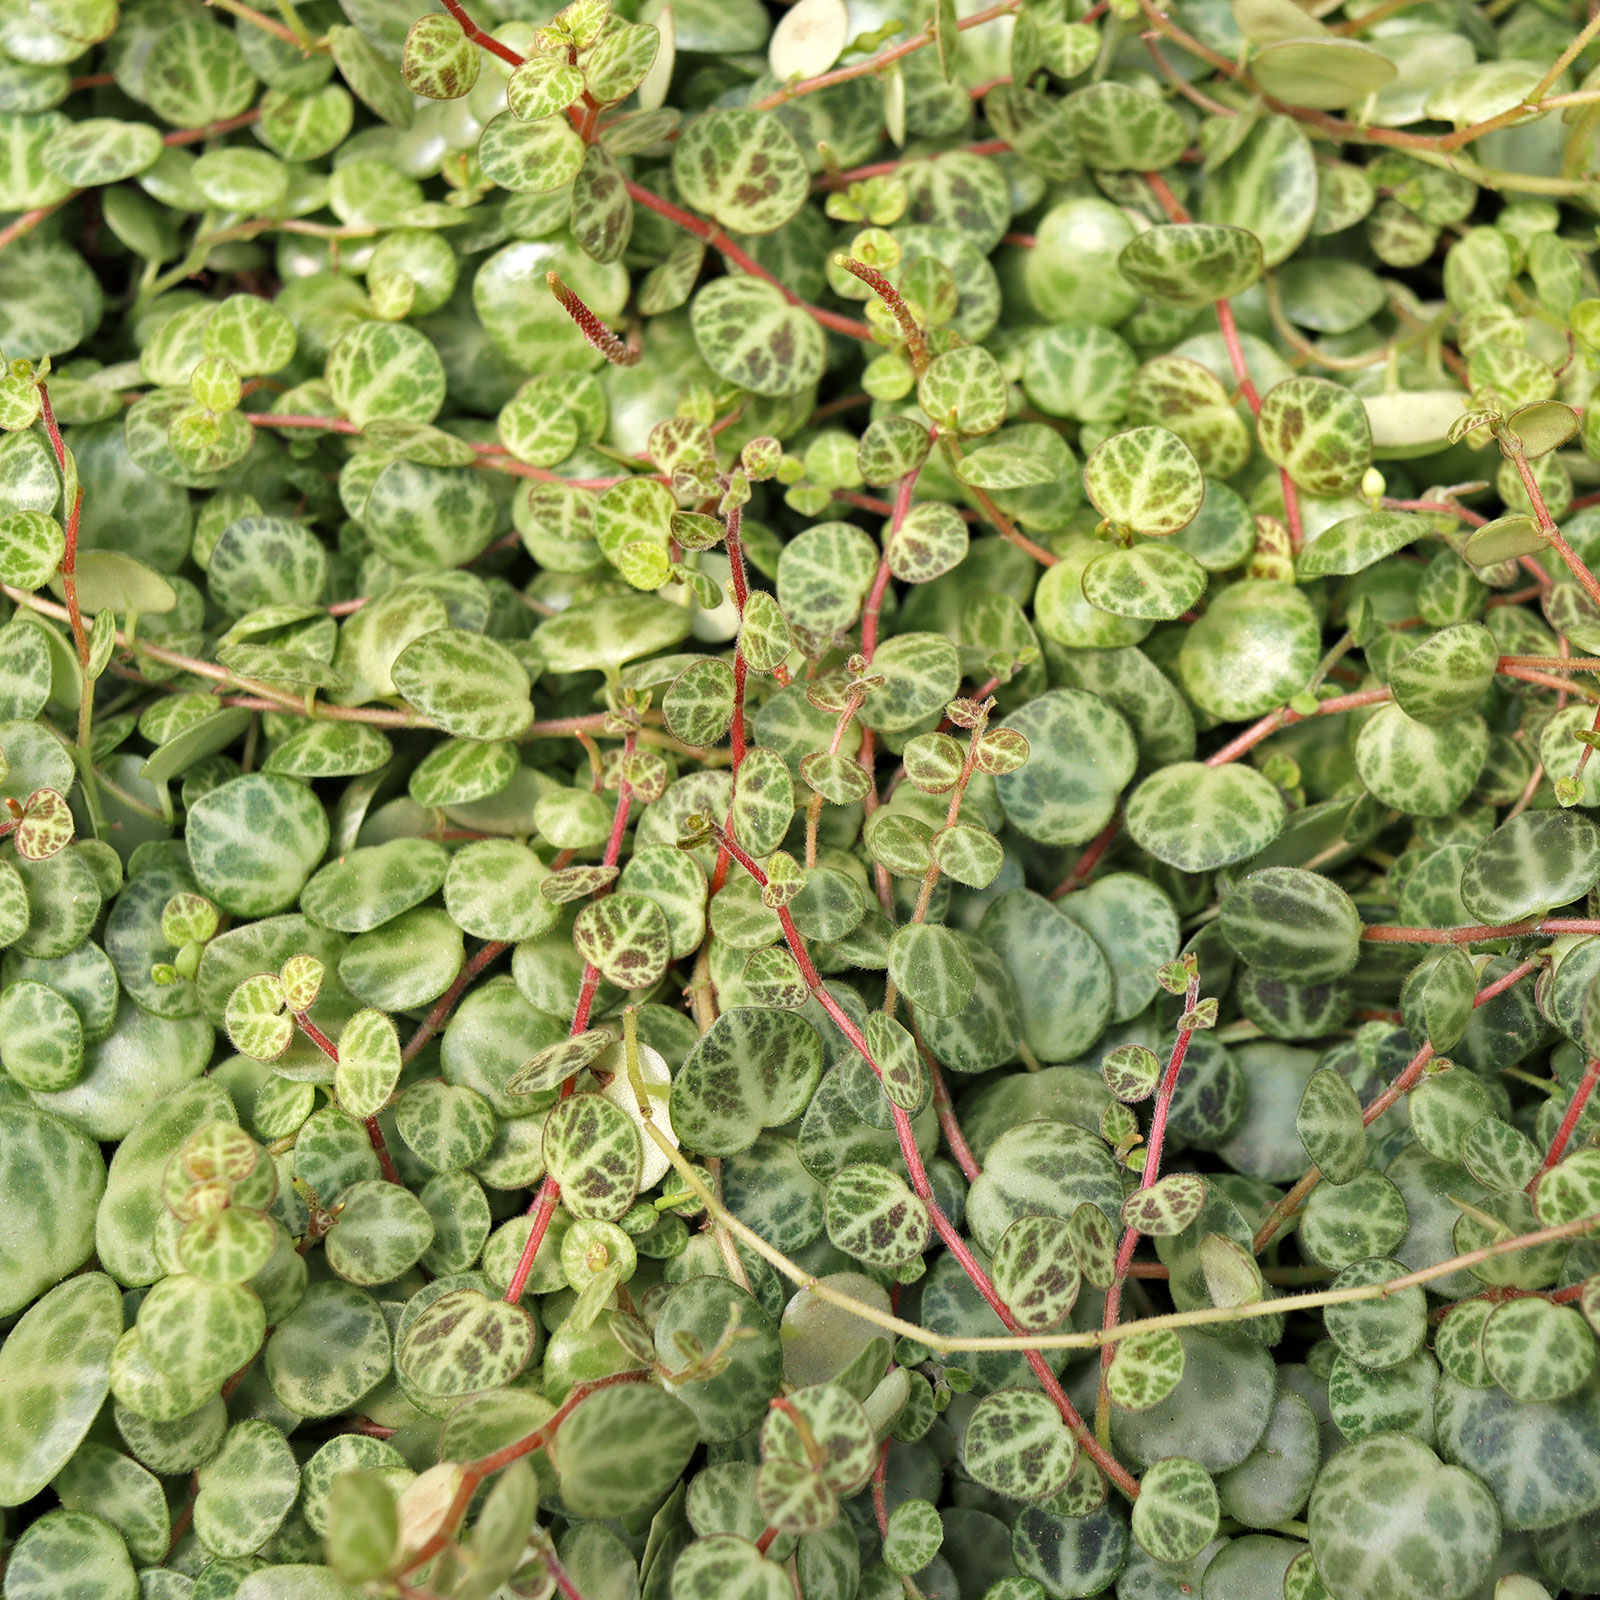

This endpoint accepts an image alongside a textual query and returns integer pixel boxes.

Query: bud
[741,437,783,480]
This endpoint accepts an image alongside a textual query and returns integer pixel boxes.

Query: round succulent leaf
[1198,114,1317,266]
[1389,623,1498,724]
[223,972,293,1062]
[691,276,826,398]
[50,1440,168,1564]
[962,1388,1078,1502]
[396,1079,497,1174]
[1354,705,1488,818]
[856,632,959,733]
[1322,1256,1425,1369]
[994,689,1137,848]
[1061,81,1187,170]
[0,978,84,1090]
[265,1280,391,1418]
[1460,809,1600,925]
[664,658,736,748]
[1461,1115,1540,1194]
[732,746,796,859]
[400,12,480,99]
[1011,1502,1129,1599]
[326,321,446,428]
[1257,376,1373,496]
[572,891,671,992]
[1251,37,1397,108]
[1481,1296,1597,1404]
[14,786,74,862]
[882,1498,942,1575]
[551,1382,699,1517]
[1535,1147,1600,1227]
[1125,761,1287,873]
[186,774,329,918]
[670,1007,825,1156]
[397,1285,535,1399]
[542,1091,643,1221]
[324,1178,436,1286]
[1084,427,1204,537]
[0,509,66,589]
[1081,542,1206,621]
[136,1274,265,1391]
[887,922,976,1018]
[1220,868,1362,984]
[445,839,558,945]
[478,111,585,195]
[990,1214,1081,1332]
[390,628,533,742]
[1307,1432,1500,1600]
[0,1105,106,1316]
[1297,510,1430,577]
[753,1454,836,1535]
[776,521,879,636]
[1067,1200,1119,1290]
[824,1161,929,1268]
[1131,1455,1219,1565]
[1107,1327,1186,1412]
[2,1510,137,1600]
[1301,1170,1410,1270]
[654,1274,781,1442]
[177,1207,277,1286]
[967,1119,1124,1255]
[673,107,808,234]
[1122,1172,1207,1237]
[0,1273,121,1506]
[1296,1066,1366,1184]
[1117,223,1264,308]
[917,345,1008,438]
[192,1419,298,1558]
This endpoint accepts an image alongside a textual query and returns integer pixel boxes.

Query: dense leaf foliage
[4,0,1600,1595]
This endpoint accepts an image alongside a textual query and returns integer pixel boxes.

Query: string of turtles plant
[6,0,1600,1595]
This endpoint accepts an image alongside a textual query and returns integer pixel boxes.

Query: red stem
[1050,816,1123,900]
[717,832,1141,1499]
[927,1051,981,1182]
[502,740,637,1305]
[1101,976,1201,1378]
[1203,687,1391,768]
[622,180,875,342]
[1539,1055,1600,1175]
[295,1014,402,1183]
[436,0,526,65]
[400,1372,649,1576]
[871,1437,892,1538]
[1254,956,1542,1250]
[402,940,510,1064]
[35,386,88,674]
[709,503,753,896]
[1384,496,1489,528]
[1362,920,1600,944]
